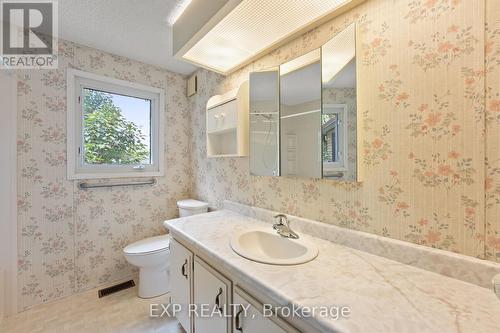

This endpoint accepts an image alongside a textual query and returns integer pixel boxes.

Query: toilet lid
[177,199,209,210]
[123,235,170,255]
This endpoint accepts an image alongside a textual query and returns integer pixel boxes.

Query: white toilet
[123,199,208,298]
[177,199,210,217]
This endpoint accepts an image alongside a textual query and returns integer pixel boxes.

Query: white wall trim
[0,70,18,317]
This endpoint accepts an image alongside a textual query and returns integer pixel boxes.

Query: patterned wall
[15,0,500,312]
[190,0,500,262]
[17,40,191,310]
[485,0,500,261]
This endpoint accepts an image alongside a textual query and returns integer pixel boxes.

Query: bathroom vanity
[170,237,299,333]
[166,202,500,333]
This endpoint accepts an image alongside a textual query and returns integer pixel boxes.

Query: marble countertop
[165,210,500,333]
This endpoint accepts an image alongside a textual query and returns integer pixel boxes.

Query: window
[67,69,164,179]
[322,104,348,173]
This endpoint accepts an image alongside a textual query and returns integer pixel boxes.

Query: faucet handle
[273,214,299,239]
[274,214,288,226]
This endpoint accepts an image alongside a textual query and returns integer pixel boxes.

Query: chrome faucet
[273,214,299,239]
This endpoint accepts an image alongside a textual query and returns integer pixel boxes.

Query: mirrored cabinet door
[249,69,280,176]
[280,49,322,178]
[248,23,358,182]
[321,23,357,181]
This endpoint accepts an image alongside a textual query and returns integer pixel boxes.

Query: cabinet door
[207,99,238,133]
[193,257,232,333]
[233,287,298,333]
[170,238,193,333]
[218,99,238,131]
[207,107,219,133]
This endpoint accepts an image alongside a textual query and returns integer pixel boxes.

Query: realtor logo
[1,0,58,68]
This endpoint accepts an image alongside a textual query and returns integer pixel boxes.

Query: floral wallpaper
[190,0,500,262]
[485,0,500,261]
[15,0,500,313]
[17,40,191,310]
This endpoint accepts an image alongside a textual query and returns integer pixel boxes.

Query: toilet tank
[177,199,209,217]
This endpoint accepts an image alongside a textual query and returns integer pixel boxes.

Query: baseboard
[82,273,139,296]
[18,273,140,313]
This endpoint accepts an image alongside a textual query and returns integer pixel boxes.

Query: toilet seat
[123,235,170,256]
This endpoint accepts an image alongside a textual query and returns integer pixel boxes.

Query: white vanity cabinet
[233,287,298,333]
[193,257,232,333]
[170,238,193,333]
[170,237,300,333]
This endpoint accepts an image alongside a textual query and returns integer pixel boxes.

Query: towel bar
[78,178,156,189]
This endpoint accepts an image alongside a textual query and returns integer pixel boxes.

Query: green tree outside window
[83,89,150,165]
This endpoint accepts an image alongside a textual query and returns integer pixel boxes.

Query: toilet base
[138,267,169,298]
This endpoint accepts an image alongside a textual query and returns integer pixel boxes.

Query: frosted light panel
[183,0,351,73]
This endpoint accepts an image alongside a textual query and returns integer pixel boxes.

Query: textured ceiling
[59,0,196,75]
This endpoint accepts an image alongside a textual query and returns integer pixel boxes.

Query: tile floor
[0,284,184,333]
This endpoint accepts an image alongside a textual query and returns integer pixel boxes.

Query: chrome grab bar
[78,178,156,190]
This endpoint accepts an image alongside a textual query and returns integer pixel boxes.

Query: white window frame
[323,103,348,173]
[67,69,165,179]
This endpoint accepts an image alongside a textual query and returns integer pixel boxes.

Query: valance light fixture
[173,0,363,74]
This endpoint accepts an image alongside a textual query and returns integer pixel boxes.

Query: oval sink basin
[230,229,318,265]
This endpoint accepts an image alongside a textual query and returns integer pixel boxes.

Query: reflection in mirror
[322,23,357,181]
[249,69,280,176]
[280,49,322,178]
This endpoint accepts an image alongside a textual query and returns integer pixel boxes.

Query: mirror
[321,23,357,181]
[280,49,322,178]
[249,24,358,181]
[249,69,280,176]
